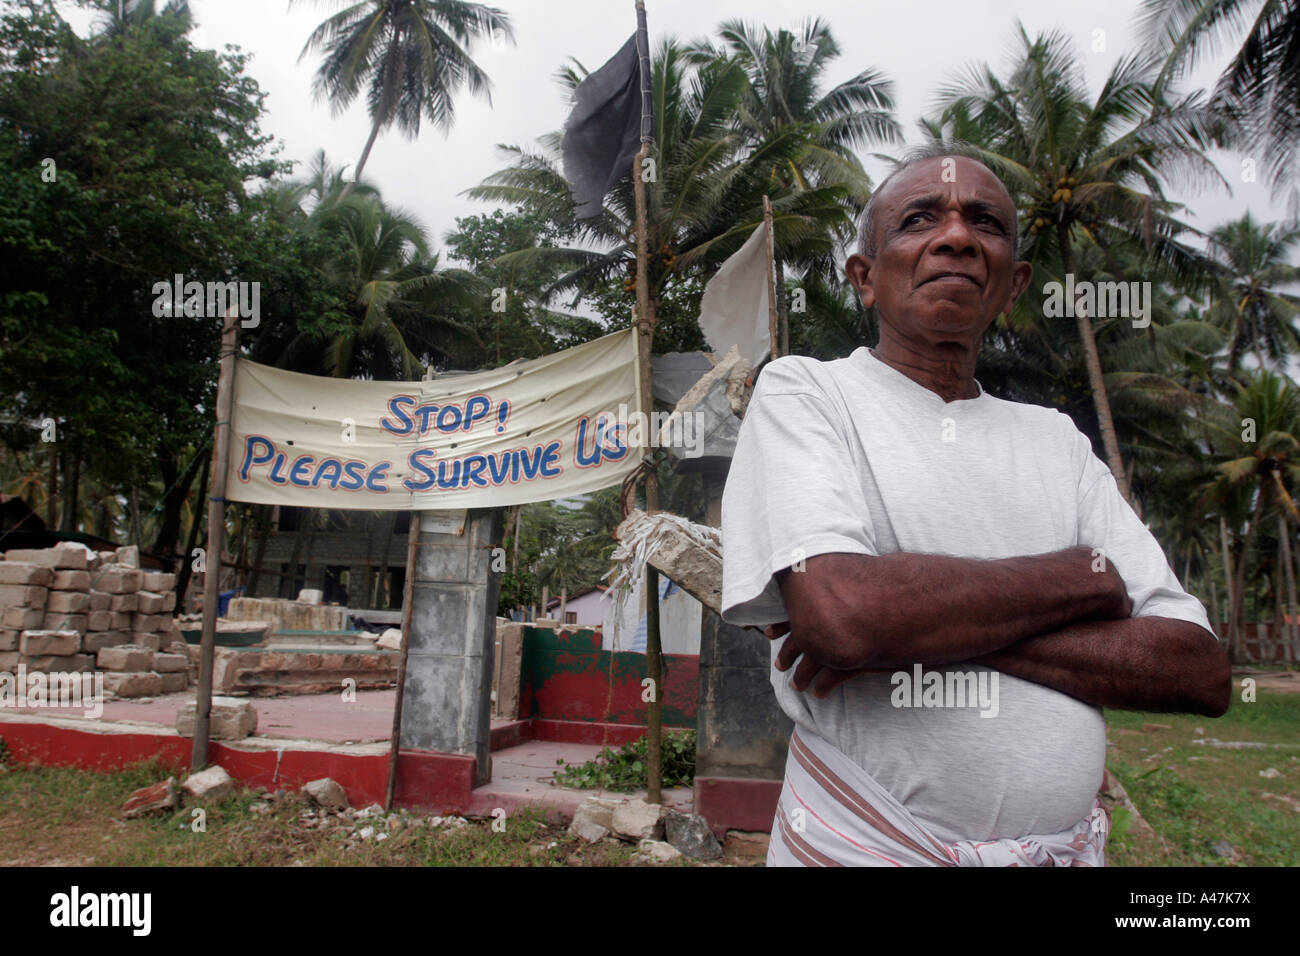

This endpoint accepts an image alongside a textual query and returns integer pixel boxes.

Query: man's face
[845,157,1031,350]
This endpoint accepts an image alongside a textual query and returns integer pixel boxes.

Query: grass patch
[1103,684,1300,867]
[0,751,687,866]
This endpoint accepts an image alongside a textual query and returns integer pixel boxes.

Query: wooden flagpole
[762,194,780,360]
[191,310,240,771]
[385,512,421,809]
[632,0,663,805]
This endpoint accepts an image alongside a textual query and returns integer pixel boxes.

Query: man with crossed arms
[720,148,1230,867]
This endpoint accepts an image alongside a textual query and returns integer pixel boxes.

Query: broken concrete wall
[695,609,791,781]
[225,597,347,632]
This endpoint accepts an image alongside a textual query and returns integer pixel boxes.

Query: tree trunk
[511,505,522,572]
[47,442,58,527]
[1273,567,1284,661]
[129,486,142,548]
[1209,578,1219,635]
[234,504,251,591]
[1058,222,1130,502]
[345,116,384,200]
[175,452,210,614]
[281,507,306,600]
[1281,513,1299,663]
[1231,485,1268,663]
[152,443,207,569]
[94,499,111,540]
[373,511,398,608]
[1220,515,1236,648]
[343,33,402,200]
[59,445,80,533]
[247,505,273,596]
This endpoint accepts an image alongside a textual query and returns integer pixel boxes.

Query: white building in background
[543,585,608,628]
[543,580,703,655]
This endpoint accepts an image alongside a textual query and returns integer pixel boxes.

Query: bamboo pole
[385,512,421,810]
[763,194,779,360]
[632,0,663,805]
[191,311,240,771]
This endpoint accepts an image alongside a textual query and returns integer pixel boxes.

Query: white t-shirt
[721,347,1214,843]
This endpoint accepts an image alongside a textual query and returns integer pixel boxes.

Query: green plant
[0,736,10,767]
[552,731,696,792]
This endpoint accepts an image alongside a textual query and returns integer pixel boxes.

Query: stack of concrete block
[0,542,189,698]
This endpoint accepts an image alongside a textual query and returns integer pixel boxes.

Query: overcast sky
[55,0,1292,262]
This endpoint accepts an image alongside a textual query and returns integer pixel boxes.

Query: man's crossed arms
[768,548,1231,716]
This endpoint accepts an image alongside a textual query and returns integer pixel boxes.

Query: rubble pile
[0,543,190,697]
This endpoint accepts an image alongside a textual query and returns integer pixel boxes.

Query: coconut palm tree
[1199,369,1300,656]
[692,18,899,349]
[89,0,192,39]
[294,0,514,191]
[276,193,482,379]
[926,23,1227,500]
[469,38,856,343]
[1138,0,1300,196]
[1204,212,1300,374]
[699,18,897,198]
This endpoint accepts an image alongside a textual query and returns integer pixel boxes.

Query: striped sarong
[769,727,1110,867]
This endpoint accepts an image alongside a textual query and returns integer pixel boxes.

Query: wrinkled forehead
[877,156,1015,219]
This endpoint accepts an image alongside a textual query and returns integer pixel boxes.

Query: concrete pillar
[695,608,792,834]
[694,468,791,833]
[398,508,503,787]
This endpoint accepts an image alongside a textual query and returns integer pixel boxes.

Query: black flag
[561,34,644,219]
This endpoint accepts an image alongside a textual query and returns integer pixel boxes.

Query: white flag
[698,223,772,368]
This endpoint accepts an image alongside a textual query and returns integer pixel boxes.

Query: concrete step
[264,629,380,650]
[204,644,400,697]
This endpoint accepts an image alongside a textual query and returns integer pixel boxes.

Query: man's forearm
[973,616,1231,716]
[779,548,1129,670]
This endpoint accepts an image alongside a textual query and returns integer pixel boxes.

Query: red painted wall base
[1,718,782,835]
[391,749,477,814]
[694,776,782,837]
[0,719,389,808]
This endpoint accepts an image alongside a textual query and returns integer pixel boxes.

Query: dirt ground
[1240,669,1300,694]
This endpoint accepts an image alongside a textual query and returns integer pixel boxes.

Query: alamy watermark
[592,403,706,459]
[151,275,260,328]
[1043,273,1150,329]
[890,664,999,718]
[0,666,104,718]
[49,886,150,936]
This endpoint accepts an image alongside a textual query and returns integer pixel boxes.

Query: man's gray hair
[857,142,1021,258]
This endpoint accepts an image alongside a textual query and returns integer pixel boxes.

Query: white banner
[226,328,643,510]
